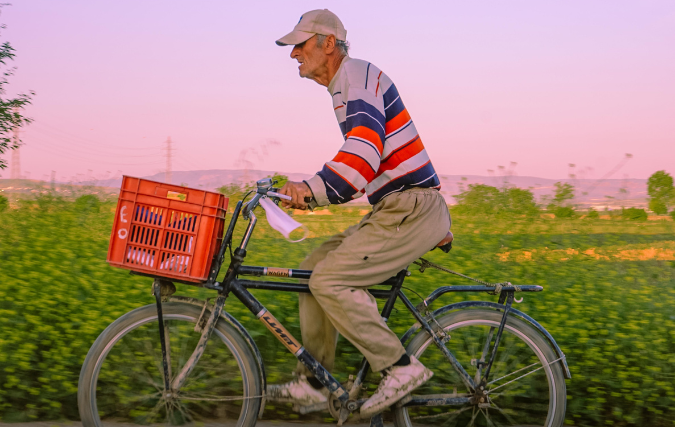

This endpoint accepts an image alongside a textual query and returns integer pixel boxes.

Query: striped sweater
[305,56,441,206]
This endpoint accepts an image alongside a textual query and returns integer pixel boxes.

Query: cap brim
[275,30,314,46]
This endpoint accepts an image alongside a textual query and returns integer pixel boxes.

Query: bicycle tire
[393,308,566,427]
[78,302,262,427]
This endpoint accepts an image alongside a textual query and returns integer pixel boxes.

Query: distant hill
[89,169,314,191]
[66,169,648,209]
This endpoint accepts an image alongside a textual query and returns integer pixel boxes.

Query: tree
[646,171,674,215]
[0,7,33,170]
[552,182,575,206]
[547,182,577,218]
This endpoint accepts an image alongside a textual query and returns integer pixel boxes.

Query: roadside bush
[0,194,8,212]
[453,184,539,217]
[622,207,648,221]
[551,206,577,218]
[586,208,599,219]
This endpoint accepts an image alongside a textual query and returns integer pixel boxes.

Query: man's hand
[279,181,313,210]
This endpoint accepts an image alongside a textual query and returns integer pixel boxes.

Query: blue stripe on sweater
[318,166,359,204]
[368,162,440,204]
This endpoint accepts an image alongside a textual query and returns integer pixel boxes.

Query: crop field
[1,194,674,426]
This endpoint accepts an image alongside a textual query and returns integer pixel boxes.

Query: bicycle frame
[147,194,567,420]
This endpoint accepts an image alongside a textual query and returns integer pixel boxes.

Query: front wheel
[393,308,567,427]
[78,302,262,427]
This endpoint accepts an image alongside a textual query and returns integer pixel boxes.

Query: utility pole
[10,126,20,180]
[164,136,173,184]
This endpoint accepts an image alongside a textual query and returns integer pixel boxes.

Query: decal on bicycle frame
[258,309,303,355]
[265,267,291,277]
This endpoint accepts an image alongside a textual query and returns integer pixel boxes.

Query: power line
[27,125,160,158]
[31,120,159,150]
[26,138,165,166]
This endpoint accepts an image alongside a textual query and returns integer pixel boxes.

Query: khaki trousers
[296,188,451,374]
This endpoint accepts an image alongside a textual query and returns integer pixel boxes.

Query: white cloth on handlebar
[259,197,307,242]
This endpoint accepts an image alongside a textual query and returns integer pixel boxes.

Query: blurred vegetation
[586,208,599,219]
[0,193,8,212]
[546,182,578,218]
[453,184,539,217]
[621,207,648,221]
[1,189,674,426]
[647,171,674,216]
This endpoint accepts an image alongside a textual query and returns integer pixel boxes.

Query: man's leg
[295,224,361,377]
[308,189,450,413]
[268,222,362,406]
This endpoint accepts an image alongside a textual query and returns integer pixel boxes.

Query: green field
[1,194,674,426]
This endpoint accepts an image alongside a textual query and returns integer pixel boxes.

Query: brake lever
[267,191,292,201]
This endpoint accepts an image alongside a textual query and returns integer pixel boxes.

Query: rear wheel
[78,302,262,427]
[393,309,566,427]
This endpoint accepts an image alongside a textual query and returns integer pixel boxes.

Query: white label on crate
[120,206,128,223]
[118,228,128,239]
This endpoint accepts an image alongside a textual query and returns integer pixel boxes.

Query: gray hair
[315,34,349,56]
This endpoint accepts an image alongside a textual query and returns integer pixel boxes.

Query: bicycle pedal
[295,401,329,414]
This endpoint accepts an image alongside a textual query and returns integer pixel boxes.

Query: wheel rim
[400,317,558,427]
[89,313,252,426]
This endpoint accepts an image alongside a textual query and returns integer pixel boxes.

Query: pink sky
[2,0,674,183]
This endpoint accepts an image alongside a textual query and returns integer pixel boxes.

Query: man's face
[290,35,327,80]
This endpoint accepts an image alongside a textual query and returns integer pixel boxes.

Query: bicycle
[78,177,570,427]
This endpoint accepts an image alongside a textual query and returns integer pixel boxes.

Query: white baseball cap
[276,9,347,46]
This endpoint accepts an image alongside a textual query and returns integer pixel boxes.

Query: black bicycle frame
[151,196,547,413]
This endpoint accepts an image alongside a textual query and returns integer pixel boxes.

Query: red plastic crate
[107,176,228,283]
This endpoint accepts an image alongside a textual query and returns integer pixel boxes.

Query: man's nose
[290,46,300,59]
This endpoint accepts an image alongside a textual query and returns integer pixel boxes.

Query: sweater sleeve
[306,71,386,205]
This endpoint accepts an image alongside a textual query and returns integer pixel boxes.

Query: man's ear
[324,34,336,54]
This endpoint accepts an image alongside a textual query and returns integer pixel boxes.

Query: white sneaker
[267,375,329,406]
[360,356,433,417]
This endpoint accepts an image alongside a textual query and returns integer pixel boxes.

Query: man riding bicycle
[272,9,451,417]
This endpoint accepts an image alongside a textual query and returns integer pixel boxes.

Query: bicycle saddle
[435,231,454,253]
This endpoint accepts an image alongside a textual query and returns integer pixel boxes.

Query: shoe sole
[360,368,434,418]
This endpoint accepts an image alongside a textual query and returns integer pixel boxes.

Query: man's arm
[307,83,387,206]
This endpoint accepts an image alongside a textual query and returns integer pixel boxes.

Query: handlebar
[207,177,315,284]
[242,178,316,218]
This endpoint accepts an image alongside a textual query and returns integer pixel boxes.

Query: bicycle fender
[168,297,268,418]
[400,301,571,379]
